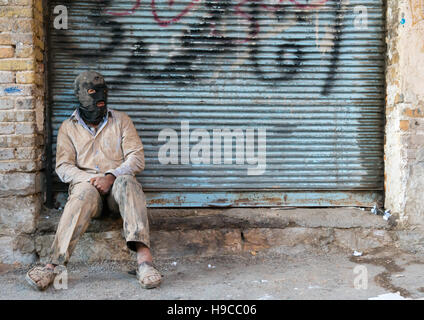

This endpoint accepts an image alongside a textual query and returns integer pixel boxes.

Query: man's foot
[25,264,56,291]
[136,261,162,289]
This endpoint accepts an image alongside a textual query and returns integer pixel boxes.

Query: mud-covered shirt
[55,109,145,185]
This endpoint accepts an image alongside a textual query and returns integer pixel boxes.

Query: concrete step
[34,207,400,263]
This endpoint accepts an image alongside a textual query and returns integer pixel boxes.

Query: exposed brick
[14,43,32,58]
[10,19,32,33]
[0,59,34,71]
[0,148,14,160]
[0,134,42,148]
[0,98,14,110]
[15,122,35,134]
[0,0,33,5]
[10,33,33,45]
[0,0,45,265]
[0,70,14,83]
[0,18,10,32]
[15,71,34,84]
[1,84,35,96]
[0,7,33,18]
[0,111,15,122]
[14,147,40,160]
[0,195,40,235]
[15,97,34,109]
[0,135,20,148]
[403,107,424,118]
[0,123,14,135]
[16,110,35,122]
[0,172,41,197]
[0,18,33,34]
[0,46,14,59]
[400,120,410,131]
[0,159,42,172]
[0,33,12,45]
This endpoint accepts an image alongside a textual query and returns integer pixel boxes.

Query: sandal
[25,266,56,291]
[136,262,162,289]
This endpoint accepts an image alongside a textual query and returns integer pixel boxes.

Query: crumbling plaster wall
[385,0,424,227]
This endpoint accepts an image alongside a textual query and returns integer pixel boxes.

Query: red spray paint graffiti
[152,0,202,26]
[106,0,141,15]
[62,0,340,94]
[105,0,328,26]
[106,0,327,43]
[150,0,328,27]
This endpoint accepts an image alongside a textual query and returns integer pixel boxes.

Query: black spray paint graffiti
[322,0,343,95]
[248,0,303,82]
[118,0,239,85]
[58,0,124,59]
[55,0,345,95]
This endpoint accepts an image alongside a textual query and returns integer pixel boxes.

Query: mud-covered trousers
[49,175,149,265]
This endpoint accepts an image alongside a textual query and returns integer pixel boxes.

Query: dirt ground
[0,248,424,300]
[1,246,424,300]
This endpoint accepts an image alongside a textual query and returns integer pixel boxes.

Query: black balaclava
[74,71,108,125]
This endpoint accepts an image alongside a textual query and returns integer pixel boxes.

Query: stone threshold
[38,207,394,233]
[32,207,411,264]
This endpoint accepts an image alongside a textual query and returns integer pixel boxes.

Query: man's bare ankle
[135,242,153,265]
[138,258,153,265]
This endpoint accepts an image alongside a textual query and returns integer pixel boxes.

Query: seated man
[26,71,161,290]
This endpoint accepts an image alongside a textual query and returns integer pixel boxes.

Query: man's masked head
[74,71,108,125]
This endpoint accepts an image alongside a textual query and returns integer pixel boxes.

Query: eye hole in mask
[87,88,107,95]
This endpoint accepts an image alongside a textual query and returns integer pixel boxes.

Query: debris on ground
[370,204,395,224]
[383,210,392,221]
[368,292,411,300]
[353,251,363,257]
[371,205,379,215]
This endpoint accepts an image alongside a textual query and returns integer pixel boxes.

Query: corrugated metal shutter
[47,0,385,207]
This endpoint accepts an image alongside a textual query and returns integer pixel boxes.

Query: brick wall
[0,0,45,264]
